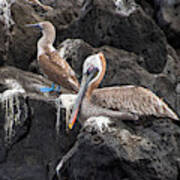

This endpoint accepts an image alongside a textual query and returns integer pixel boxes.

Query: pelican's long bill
[68,67,99,129]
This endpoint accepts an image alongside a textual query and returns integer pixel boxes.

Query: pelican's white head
[68,52,106,130]
[82,52,106,90]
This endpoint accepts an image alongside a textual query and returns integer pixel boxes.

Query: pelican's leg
[40,83,60,93]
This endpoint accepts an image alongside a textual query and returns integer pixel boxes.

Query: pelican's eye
[87,65,95,75]
[38,24,43,31]
[93,67,99,77]
[86,66,99,79]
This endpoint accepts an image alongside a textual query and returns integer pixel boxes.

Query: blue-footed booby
[26,21,80,93]
[68,52,179,129]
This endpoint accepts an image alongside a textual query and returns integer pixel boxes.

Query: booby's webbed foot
[40,83,61,93]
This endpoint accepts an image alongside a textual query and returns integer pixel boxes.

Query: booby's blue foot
[40,83,60,93]
[40,86,54,93]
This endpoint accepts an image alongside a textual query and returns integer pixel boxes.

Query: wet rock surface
[0,0,180,180]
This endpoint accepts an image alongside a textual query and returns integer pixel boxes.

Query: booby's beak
[25,23,43,30]
[68,67,99,129]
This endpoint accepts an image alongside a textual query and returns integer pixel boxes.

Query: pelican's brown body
[31,21,80,93]
[69,53,178,129]
[80,86,179,122]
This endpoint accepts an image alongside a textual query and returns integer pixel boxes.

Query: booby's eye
[33,23,43,31]
[38,24,43,31]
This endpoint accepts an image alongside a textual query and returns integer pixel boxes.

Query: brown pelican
[26,21,80,93]
[68,52,179,129]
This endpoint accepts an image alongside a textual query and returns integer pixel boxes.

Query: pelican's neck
[86,55,106,100]
[37,28,56,58]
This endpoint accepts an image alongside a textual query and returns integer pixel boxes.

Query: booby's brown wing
[91,86,178,120]
[38,51,79,92]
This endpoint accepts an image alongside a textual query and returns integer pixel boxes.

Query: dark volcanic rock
[1,65,179,180]
[0,0,167,73]
[0,67,79,180]
[135,0,155,18]
[152,0,180,48]
[0,22,9,66]
[56,116,180,180]
[58,39,155,88]
[7,0,42,70]
[56,0,167,73]
[97,46,154,88]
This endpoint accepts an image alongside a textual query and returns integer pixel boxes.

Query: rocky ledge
[0,0,180,180]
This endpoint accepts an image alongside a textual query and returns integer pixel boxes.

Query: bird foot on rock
[40,83,61,93]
